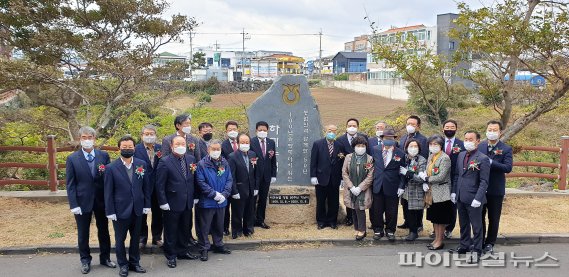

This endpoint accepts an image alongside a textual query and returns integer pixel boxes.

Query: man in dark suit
[155,135,199,268]
[161,113,202,245]
[250,121,277,229]
[397,115,429,231]
[104,136,151,276]
[221,120,240,236]
[442,119,465,239]
[371,129,407,242]
[228,133,260,239]
[368,121,387,155]
[478,120,513,254]
[451,130,490,264]
[197,122,213,159]
[66,126,115,274]
[335,118,368,226]
[162,113,203,160]
[134,125,163,249]
[310,124,343,229]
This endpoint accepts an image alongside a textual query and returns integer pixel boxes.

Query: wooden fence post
[560,136,569,191]
[46,135,58,192]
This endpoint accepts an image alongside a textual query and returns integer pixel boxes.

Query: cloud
[162,0,485,59]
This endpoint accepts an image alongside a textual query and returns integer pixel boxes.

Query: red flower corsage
[188,143,196,151]
[452,145,461,154]
[410,165,418,172]
[468,160,480,171]
[365,163,373,172]
[189,163,197,173]
[494,149,503,155]
[251,157,258,168]
[135,165,145,179]
[97,164,105,174]
[268,150,275,159]
[217,166,225,176]
[155,150,162,159]
[338,152,345,159]
[394,155,401,162]
[432,167,440,175]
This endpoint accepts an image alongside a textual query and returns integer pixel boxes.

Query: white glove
[418,171,427,181]
[450,193,456,204]
[270,177,277,184]
[107,214,117,221]
[254,190,259,196]
[214,192,223,201]
[471,199,481,208]
[217,195,226,204]
[422,183,429,192]
[70,207,82,215]
[340,180,345,188]
[399,166,408,175]
[143,208,151,214]
[232,193,241,200]
[310,177,319,185]
[160,203,171,211]
[194,199,199,205]
[397,188,404,197]
[350,187,361,196]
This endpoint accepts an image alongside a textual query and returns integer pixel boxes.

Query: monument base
[265,185,348,225]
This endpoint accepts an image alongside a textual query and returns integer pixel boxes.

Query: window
[449,41,455,50]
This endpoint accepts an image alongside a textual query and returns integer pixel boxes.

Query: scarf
[349,154,367,208]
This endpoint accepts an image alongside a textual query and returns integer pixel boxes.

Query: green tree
[191,52,206,69]
[453,0,569,141]
[0,0,197,141]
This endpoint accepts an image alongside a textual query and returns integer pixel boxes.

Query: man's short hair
[255,121,269,130]
[443,119,458,128]
[140,124,157,135]
[174,114,191,130]
[198,122,213,131]
[464,130,481,140]
[346,118,360,127]
[78,126,96,137]
[207,139,223,148]
[225,120,239,129]
[487,120,503,131]
[117,135,136,147]
[407,115,421,126]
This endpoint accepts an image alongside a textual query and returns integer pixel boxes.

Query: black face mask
[203,133,213,141]
[444,130,456,138]
[120,149,135,158]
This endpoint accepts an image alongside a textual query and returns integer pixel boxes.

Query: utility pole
[319,28,323,79]
[189,31,194,78]
[241,28,246,74]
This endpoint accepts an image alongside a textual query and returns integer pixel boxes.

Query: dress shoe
[373,231,385,240]
[344,219,353,226]
[405,232,418,241]
[397,223,409,229]
[356,232,367,241]
[223,229,230,236]
[330,224,338,229]
[213,246,231,254]
[427,243,445,250]
[119,265,129,277]
[128,264,146,273]
[152,240,164,247]
[177,252,198,260]
[483,244,494,254]
[317,224,325,230]
[444,231,453,239]
[189,236,198,246]
[100,259,117,268]
[167,259,176,268]
[199,250,208,261]
[81,262,91,274]
[257,222,271,229]
[449,247,469,254]
[387,232,396,242]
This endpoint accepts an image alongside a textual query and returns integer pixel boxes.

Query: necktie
[463,152,470,170]
[446,140,452,155]
[488,145,494,153]
[232,140,238,152]
[244,153,249,172]
[328,141,333,157]
[383,150,389,167]
[348,136,353,146]
[147,147,155,167]
[180,157,187,178]
[261,139,266,157]
[86,153,94,163]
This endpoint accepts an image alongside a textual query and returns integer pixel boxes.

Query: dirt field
[165,87,407,125]
[0,195,567,248]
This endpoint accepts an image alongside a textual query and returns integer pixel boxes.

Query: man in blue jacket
[195,139,233,262]
[442,119,465,239]
[371,129,407,242]
[66,126,115,274]
[104,136,151,277]
[156,135,199,268]
[478,120,513,254]
[134,124,163,249]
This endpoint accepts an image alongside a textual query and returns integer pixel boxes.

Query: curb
[2,234,569,255]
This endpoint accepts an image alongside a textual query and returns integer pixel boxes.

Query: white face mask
[173,146,186,155]
[142,136,156,144]
[228,131,239,139]
[376,130,383,137]
[429,145,441,154]
[239,144,250,152]
[464,141,476,151]
[486,131,500,141]
[406,125,416,134]
[81,139,94,149]
[354,146,366,156]
[182,126,192,134]
[346,127,358,135]
[257,131,268,139]
[407,147,419,157]
[210,150,222,159]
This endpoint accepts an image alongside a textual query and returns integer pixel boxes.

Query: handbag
[424,187,433,208]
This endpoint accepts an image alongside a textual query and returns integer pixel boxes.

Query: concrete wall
[323,79,409,100]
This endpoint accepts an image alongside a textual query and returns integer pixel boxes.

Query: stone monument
[247,75,324,224]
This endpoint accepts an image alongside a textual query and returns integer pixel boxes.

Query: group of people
[310,116,513,263]
[65,114,277,275]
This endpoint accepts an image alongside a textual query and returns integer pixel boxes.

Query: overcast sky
[162,0,485,59]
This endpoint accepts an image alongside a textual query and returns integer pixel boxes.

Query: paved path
[0,243,567,276]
